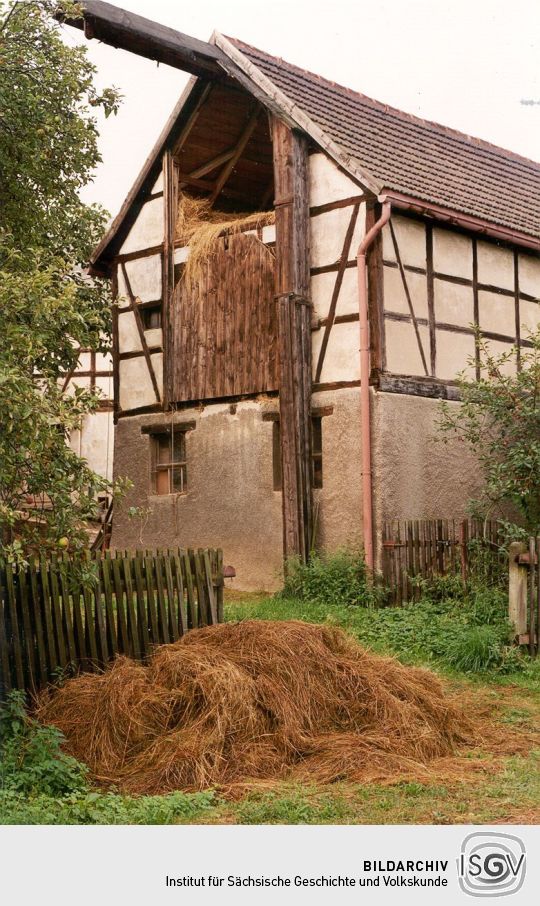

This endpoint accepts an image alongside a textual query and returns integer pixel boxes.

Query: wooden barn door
[167,232,278,402]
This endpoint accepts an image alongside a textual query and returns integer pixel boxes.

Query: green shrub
[0,691,88,796]
[0,789,215,825]
[280,549,383,608]
[347,583,516,674]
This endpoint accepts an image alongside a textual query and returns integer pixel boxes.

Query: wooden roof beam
[182,148,236,181]
[210,105,261,205]
[59,0,228,79]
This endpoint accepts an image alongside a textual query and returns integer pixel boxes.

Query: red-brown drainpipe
[356,198,391,573]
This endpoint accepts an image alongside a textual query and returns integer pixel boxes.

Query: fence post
[459,520,469,588]
[508,542,528,640]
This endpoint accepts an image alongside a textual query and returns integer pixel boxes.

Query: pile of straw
[36,621,479,795]
[175,191,275,286]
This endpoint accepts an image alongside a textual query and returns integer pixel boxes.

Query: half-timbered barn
[71,2,540,589]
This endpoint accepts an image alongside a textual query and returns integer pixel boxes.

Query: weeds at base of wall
[280,549,385,609]
[275,548,527,675]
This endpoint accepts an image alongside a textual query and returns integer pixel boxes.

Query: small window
[272,416,323,491]
[141,305,162,330]
[151,429,187,495]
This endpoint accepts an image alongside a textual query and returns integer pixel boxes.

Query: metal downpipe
[356,198,391,573]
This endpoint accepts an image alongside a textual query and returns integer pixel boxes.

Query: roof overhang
[58,0,228,78]
[384,190,540,252]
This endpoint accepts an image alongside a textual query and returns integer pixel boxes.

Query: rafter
[209,105,261,205]
[183,148,236,182]
[173,82,214,156]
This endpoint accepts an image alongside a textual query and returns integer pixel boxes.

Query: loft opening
[172,81,274,237]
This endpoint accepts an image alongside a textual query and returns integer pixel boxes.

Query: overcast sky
[67,0,540,219]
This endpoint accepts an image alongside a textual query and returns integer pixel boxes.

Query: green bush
[0,789,215,825]
[280,549,383,608]
[0,691,88,796]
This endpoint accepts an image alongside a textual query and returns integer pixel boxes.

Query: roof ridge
[226,36,540,172]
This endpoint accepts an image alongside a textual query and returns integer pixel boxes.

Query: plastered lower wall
[110,389,366,590]
[111,400,284,591]
[371,391,484,556]
[110,383,489,588]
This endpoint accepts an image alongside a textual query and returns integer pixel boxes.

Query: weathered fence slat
[382,518,504,606]
[0,547,224,693]
[0,575,12,694]
[529,537,536,658]
[5,566,25,689]
[18,564,36,688]
[28,560,47,687]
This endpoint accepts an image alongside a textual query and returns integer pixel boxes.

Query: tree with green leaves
[0,1,124,558]
[438,331,540,538]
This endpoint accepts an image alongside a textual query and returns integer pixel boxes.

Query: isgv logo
[458,832,526,897]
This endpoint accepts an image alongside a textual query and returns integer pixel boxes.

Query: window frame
[141,303,162,331]
[149,428,188,496]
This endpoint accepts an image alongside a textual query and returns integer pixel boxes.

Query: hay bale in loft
[175,191,275,286]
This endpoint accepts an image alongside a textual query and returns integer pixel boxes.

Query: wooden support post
[271,118,312,564]
[508,541,528,639]
[163,149,178,407]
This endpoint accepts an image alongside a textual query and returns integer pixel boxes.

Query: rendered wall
[110,400,284,591]
[372,391,483,558]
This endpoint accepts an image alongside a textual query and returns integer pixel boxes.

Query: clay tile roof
[228,38,540,240]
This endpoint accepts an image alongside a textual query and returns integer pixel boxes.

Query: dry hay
[37,620,513,796]
[175,191,275,287]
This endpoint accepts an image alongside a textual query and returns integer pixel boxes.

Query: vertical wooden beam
[271,118,312,564]
[472,238,480,380]
[162,149,178,407]
[508,541,528,638]
[514,249,521,371]
[366,202,385,377]
[111,269,120,423]
[426,225,436,377]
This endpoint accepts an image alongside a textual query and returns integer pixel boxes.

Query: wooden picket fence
[0,547,223,695]
[381,519,505,605]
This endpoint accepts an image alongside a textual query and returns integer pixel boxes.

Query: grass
[191,752,540,825]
